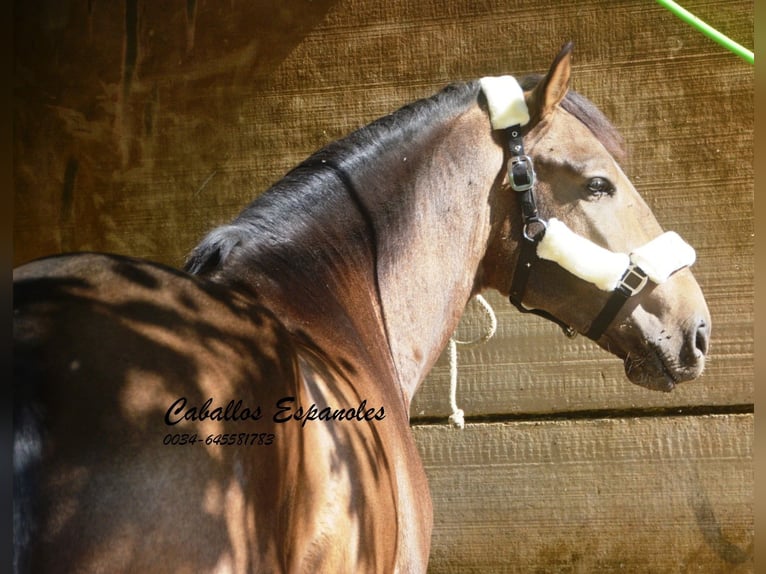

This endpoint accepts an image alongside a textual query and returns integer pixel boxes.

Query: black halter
[504,125,650,341]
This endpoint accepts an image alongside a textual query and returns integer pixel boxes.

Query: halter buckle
[616,264,649,296]
[509,155,535,192]
[522,218,547,242]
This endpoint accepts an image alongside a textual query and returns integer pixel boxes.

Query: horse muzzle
[622,311,710,392]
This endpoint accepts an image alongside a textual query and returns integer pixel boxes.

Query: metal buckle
[617,264,649,296]
[509,155,535,192]
[522,217,547,242]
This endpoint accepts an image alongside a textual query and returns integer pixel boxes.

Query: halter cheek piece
[479,76,696,341]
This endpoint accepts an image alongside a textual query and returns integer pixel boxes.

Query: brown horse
[13,44,709,573]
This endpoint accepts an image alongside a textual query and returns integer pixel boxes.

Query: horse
[13,43,710,573]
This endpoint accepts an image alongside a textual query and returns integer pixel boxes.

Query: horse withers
[13,43,709,572]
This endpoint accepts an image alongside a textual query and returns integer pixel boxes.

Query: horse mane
[184,75,625,276]
[184,81,481,276]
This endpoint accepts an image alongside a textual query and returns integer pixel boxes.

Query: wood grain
[414,413,753,572]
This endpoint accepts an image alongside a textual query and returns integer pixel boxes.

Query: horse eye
[586,177,614,196]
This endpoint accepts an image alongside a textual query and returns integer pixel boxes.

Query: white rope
[447,338,463,428]
[448,294,497,429]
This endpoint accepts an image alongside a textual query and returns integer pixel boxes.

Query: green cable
[655,0,753,64]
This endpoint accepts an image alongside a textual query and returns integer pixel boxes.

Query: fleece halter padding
[537,218,630,291]
[537,218,696,292]
[630,230,696,284]
[479,75,530,129]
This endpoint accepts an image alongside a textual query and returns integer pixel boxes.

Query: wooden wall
[14,0,753,571]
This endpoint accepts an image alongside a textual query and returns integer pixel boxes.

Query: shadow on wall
[13,0,340,266]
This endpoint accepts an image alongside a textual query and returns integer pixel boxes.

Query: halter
[480,76,696,341]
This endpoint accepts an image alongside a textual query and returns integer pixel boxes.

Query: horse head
[480,43,710,391]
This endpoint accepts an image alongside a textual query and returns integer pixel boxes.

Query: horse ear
[530,41,574,119]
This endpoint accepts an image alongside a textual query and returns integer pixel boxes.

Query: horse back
[13,253,429,573]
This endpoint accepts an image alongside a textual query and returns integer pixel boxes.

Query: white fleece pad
[479,75,530,129]
[537,218,630,291]
[630,231,696,284]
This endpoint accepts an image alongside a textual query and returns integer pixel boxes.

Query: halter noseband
[480,75,696,341]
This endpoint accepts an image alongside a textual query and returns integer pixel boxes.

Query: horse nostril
[678,318,709,374]
[694,319,710,357]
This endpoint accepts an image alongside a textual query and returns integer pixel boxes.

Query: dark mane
[184,81,481,275]
[184,76,625,275]
[317,81,482,164]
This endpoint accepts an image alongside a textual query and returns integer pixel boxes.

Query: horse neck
[207,97,504,409]
[365,104,504,402]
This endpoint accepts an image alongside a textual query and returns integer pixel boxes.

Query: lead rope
[448,294,497,429]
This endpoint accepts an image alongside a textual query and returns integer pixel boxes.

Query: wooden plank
[413,413,753,572]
